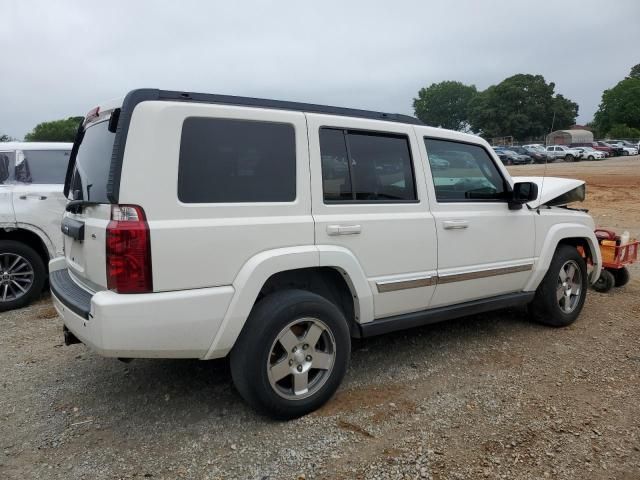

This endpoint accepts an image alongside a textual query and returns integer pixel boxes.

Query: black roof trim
[106,88,422,202]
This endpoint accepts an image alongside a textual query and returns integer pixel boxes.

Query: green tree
[0,133,14,142]
[468,74,578,141]
[413,81,478,131]
[628,63,640,79]
[593,78,640,135]
[607,124,640,139]
[24,116,83,142]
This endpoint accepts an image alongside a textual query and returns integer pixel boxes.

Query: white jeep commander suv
[50,89,602,419]
[0,142,71,310]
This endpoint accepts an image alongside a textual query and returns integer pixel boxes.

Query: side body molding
[524,222,602,291]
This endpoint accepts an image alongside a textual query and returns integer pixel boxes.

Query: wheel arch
[0,225,54,268]
[203,245,374,359]
[524,224,602,291]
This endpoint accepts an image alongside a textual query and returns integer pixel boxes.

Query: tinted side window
[319,128,352,201]
[15,150,70,184]
[424,138,507,202]
[319,128,417,202]
[0,152,14,184]
[179,118,296,203]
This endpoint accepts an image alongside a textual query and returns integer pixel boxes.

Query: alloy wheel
[556,260,582,314]
[0,253,34,302]
[267,317,336,400]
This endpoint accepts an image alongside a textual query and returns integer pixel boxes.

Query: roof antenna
[538,111,556,214]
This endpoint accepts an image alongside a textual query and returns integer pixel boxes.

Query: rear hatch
[62,111,117,292]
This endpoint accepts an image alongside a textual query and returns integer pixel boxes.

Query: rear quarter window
[178,117,296,203]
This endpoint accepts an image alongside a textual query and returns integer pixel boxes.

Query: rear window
[178,117,296,203]
[15,150,70,184]
[69,120,116,203]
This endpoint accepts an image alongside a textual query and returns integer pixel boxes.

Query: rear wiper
[65,200,100,213]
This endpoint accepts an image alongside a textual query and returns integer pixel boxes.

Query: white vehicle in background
[572,147,606,160]
[607,141,638,156]
[545,145,583,162]
[51,89,602,419]
[0,142,72,310]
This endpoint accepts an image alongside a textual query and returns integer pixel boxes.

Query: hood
[513,176,586,208]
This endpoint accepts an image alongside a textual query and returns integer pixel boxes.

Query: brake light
[106,205,152,293]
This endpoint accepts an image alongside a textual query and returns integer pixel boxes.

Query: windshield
[68,120,115,203]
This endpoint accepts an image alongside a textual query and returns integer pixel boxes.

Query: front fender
[524,223,602,291]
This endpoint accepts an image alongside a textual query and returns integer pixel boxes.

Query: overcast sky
[1,0,638,139]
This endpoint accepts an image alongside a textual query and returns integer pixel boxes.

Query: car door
[12,149,70,256]
[417,134,536,308]
[0,150,16,224]
[307,114,437,320]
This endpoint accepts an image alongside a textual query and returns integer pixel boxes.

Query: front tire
[564,154,574,162]
[588,155,595,161]
[529,245,587,327]
[230,289,351,419]
[0,240,46,312]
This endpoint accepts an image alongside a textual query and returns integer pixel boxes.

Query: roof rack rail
[124,88,423,126]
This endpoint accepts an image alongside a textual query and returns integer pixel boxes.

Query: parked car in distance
[570,142,612,157]
[572,147,606,160]
[595,141,624,156]
[493,147,532,165]
[511,146,549,163]
[0,142,72,310]
[607,141,638,156]
[51,88,602,419]
[545,145,583,162]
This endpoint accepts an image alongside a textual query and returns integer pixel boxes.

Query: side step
[354,291,535,338]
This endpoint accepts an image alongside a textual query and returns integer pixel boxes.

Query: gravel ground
[1,157,639,479]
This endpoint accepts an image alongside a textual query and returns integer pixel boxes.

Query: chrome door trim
[376,276,435,293]
[375,263,533,293]
[437,263,533,284]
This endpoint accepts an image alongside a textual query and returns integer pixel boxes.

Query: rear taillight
[106,205,152,294]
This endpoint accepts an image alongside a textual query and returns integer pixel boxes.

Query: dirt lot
[1,157,639,480]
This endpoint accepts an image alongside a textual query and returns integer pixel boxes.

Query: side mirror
[509,181,538,210]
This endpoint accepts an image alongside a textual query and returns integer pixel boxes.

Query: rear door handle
[443,220,469,230]
[19,195,47,200]
[327,224,362,236]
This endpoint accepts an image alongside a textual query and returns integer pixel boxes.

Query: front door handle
[327,224,362,236]
[443,220,469,230]
[19,195,47,200]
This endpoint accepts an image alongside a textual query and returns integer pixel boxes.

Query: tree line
[2,64,639,143]
[413,64,640,141]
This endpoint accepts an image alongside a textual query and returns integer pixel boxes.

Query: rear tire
[230,289,351,419]
[0,240,46,312]
[529,245,587,327]
[592,269,615,293]
[612,267,630,288]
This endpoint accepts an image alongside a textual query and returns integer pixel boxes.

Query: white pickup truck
[545,145,583,162]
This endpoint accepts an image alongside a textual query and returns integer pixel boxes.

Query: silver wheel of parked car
[557,260,582,314]
[267,317,336,400]
[0,253,35,302]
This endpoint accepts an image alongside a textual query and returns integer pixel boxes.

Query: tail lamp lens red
[106,205,152,293]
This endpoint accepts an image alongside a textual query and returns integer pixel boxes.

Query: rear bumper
[50,266,235,359]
